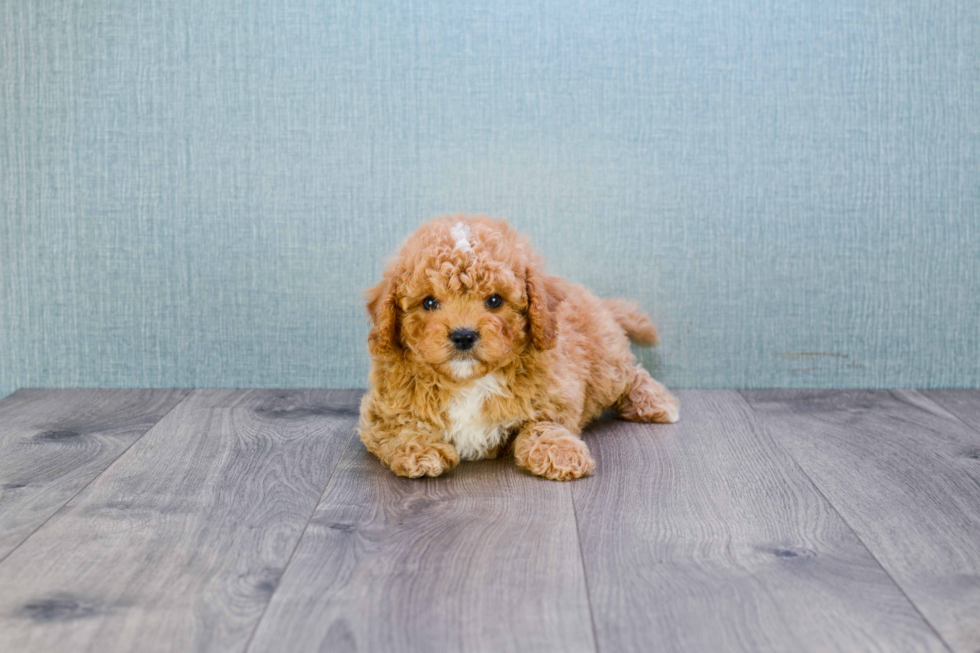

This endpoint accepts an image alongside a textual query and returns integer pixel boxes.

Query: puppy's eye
[422,296,440,311]
[485,294,503,309]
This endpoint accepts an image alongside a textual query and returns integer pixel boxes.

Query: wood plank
[920,390,980,441]
[0,389,189,560]
[742,390,980,653]
[573,390,948,653]
[0,389,359,653]
[246,443,595,653]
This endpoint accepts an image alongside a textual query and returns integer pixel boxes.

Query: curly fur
[359,215,679,480]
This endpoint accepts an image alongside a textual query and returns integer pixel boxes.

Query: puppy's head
[366,216,563,381]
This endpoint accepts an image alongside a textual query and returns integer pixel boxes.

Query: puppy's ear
[525,266,565,350]
[365,278,401,356]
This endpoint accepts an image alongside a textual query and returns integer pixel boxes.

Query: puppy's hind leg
[616,365,680,424]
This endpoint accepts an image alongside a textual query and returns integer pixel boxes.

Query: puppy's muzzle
[449,328,479,351]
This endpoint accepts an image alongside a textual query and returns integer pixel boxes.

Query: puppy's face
[399,275,527,381]
[366,217,561,381]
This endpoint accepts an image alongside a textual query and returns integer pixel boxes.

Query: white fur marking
[445,372,516,460]
[448,359,479,380]
[450,221,473,253]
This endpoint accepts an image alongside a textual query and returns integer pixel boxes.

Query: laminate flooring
[1,389,977,652]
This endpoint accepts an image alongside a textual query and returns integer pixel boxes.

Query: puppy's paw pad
[519,434,595,481]
[388,442,459,478]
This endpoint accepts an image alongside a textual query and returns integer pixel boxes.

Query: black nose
[449,328,479,351]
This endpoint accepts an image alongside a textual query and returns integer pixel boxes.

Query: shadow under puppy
[359,215,679,481]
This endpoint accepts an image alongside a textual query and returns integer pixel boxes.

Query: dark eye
[422,296,440,311]
[485,294,503,309]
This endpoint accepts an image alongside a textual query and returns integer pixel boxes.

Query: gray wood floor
[0,389,978,653]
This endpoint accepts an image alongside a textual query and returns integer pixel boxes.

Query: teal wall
[2,0,978,394]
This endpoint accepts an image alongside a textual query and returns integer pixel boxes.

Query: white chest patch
[445,372,516,461]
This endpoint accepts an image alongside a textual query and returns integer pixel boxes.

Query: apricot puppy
[359,215,679,481]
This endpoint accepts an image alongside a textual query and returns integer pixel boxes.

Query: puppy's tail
[602,298,659,347]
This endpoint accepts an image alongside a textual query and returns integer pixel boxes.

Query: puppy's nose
[449,328,479,351]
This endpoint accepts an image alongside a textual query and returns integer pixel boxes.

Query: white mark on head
[450,221,473,253]
[448,359,479,380]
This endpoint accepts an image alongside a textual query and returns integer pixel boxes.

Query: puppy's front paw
[387,440,459,478]
[514,424,595,481]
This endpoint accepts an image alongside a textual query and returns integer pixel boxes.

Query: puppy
[359,215,679,481]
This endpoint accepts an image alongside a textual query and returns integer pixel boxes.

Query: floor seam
[736,390,957,653]
[570,479,602,653]
[907,390,980,488]
[242,423,357,653]
[0,388,194,568]
[910,389,980,441]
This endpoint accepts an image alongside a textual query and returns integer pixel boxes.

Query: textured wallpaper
[1,0,978,395]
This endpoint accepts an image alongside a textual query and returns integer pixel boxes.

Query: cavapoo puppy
[359,215,679,481]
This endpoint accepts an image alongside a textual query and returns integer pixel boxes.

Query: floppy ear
[365,278,401,357]
[525,266,565,350]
